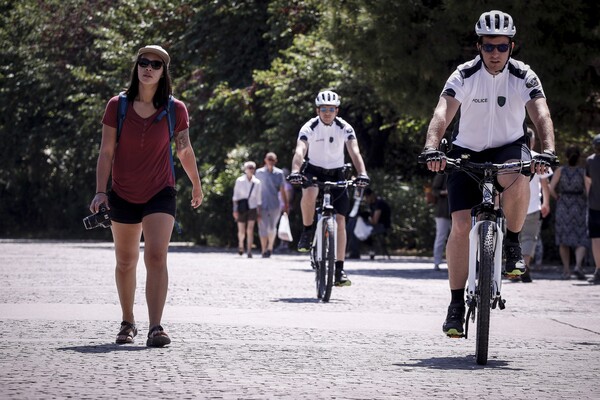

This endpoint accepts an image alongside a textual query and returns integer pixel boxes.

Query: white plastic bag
[354,216,373,241]
[278,212,293,242]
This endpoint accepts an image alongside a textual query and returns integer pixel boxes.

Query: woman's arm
[548,167,562,200]
[89,124,116,213]
[175,128,203,209]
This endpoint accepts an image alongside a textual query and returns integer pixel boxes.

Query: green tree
[326,0,600,131]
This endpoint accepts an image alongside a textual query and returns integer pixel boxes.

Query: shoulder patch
[334,118,345,129]
[525,76,540,88]
[309,119,319,130]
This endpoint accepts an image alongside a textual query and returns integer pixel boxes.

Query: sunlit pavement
[1,240,599,399]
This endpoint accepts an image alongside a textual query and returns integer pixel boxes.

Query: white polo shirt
[442,56,546,152]
[298,116,356,169]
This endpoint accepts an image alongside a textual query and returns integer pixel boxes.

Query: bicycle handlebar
[311,178,358,188]
[444,157,532,175]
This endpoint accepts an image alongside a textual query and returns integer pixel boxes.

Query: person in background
[232,161,262,258]
[432,174,451,271]
[346,187,391,259]
[586,134,600,284]
[277,167,295,253]
[89,45,203,347]
[288,90,370,286]
[549,145,589,280]
[363,188,392,259]
[255,152,288,258]
[518,128,552,282]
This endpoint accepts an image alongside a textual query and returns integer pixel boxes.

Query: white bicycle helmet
[315,90,340,107]
[475,10,516,37]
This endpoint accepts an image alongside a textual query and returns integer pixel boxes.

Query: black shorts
[303,164,350,216]
[237,208,258,223]
[108,186,177,224]
[447,136,531,213]
[589,209,600,238]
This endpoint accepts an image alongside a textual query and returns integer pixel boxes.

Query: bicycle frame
[466,175,505,309]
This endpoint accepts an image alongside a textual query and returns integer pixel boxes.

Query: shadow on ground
[57,343,152,353]
[393,355,521,370]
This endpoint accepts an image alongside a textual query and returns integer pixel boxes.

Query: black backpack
[116,92,177,177]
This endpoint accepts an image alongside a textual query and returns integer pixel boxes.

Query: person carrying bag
[237,183,254,213]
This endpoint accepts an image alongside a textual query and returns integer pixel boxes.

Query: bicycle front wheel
[321,218,335,302]
[475,220,494,365]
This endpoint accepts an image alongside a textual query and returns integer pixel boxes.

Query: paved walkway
[1,240,599,399]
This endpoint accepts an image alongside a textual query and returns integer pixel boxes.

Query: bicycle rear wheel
[321,218,335,302]
[475,220,494,365]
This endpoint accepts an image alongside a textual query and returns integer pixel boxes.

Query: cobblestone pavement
[1,240,599,399]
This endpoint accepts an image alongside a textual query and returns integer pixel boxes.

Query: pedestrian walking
[255,152,288,258]
[549,145,589,280]
[432,174,451,271]
[89,45,203,347]
[586,134,600,284]
[232,161,262,258]
[518,128,552,282]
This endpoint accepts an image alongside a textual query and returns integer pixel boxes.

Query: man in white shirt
[419,10,557,337]
[289,90,369,286]
[518,128,552,283]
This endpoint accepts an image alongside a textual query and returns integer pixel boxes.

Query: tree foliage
[1,0,598,256]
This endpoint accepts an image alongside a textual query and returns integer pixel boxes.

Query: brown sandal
[146,325,171,347]
[115,321,137,344]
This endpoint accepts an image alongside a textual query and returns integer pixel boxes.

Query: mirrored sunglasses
[481,43,510,53]
[319,106,336,113]
[138,58,164,70]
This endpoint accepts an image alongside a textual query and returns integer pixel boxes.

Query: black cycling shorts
[108,186,177,224]
[302,164,350,216]
[447,136,531,213]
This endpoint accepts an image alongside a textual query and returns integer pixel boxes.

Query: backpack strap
[116,92,128,142]
[154,95,176,140]
[118,94,176,142]
[154,95,177,179]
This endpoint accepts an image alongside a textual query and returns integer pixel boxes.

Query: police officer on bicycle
[289,90,369,287]
[419,10,557,337]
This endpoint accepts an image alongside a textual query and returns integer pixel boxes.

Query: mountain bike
[310,178,359,302]
[441,155,533,365]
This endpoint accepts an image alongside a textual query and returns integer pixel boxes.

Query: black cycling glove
[287,172,304,185]
[418,147,446,164]
[355,174,370,188]
[532,150,559,168]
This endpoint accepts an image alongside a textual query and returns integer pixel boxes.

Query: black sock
[451,289,464,305]
[303,225,313,232]
[335,260,344,271]
[506,230,520,243]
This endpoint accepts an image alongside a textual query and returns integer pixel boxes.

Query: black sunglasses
[138,58,164,70]
[481,43,510,53]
